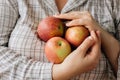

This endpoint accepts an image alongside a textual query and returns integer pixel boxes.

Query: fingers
[76,36,95,57]
[91,30,101,48]
[54,11,93,28]
[66,19,85,27]
[54,11,81,19]
[76,30,101,58]
[54,11,91,20]
[90,31,101,58]
[96,30,101,45]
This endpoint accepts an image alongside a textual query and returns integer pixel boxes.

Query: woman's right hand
[52,30,101,80]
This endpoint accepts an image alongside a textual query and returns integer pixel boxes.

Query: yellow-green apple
[65,26,90,47]
[37,16,65,41]
[45,37,71,64]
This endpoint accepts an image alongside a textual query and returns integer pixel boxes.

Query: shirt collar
[62,0,87,13]
[44,0,87,13]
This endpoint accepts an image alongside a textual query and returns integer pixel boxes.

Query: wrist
[52,63,71,80]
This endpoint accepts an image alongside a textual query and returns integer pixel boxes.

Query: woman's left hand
[54,11,102,32]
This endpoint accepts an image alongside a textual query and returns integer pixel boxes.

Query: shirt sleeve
[0,0,53,80]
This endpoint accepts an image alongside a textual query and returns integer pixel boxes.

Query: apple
[37,16,65,41]
[65,26,90,47]
[45,37,71,64]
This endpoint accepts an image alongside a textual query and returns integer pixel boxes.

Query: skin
[53,31,101,80]
[55,0,68,12]
[54,11,120,74]
[52,0,120,79]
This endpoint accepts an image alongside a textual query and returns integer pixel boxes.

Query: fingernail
[88,36,93,40]
[96,30,101,35]
[91,30,94,34]
[66,22,71,26]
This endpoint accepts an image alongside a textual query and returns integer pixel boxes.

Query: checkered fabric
[0,0,120,80]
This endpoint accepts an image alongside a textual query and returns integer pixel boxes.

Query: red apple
[65,26,90,47]
[45,37,71,64]
[37,16,65,41]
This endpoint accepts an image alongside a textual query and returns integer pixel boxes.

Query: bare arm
[100,28,120,73]
[52,31,101,80]
[54,11,120,74]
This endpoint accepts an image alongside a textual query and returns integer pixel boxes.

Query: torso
[8,0,116,79]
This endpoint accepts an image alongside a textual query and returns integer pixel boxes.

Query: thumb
[77,36,95,56]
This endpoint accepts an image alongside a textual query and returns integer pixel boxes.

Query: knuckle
[83,11,92,20]
[78,19,83,23]
[79,45,84,51]
[74,13,81,18]
[83,15,91,21]
[69,11,81,19]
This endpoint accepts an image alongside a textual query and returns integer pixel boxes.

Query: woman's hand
[52,31,101,80]
[54,11,120,75]
[54,11,102,31]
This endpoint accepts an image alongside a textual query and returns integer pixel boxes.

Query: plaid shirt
[0,0,120,80]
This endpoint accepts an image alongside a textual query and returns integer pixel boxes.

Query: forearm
[100,28,120,72]
[52,64,72,80]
